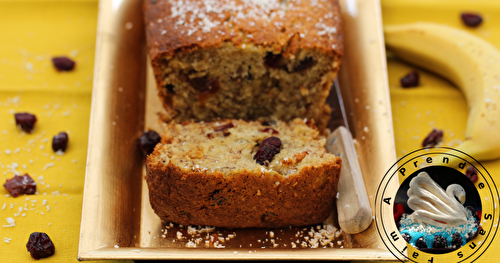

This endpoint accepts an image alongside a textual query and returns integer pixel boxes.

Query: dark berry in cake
[139,130,162,156]
[402,233,411,242]
[451,232,463,248]
[433,235,447,248]
[416,237,427,249]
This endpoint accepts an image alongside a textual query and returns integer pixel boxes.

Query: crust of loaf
[144,0,343,61]
[146,156,341,228]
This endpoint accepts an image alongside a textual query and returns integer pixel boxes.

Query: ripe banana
[384,22,500,161]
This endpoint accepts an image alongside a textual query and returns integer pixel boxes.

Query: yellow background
[380,0,500,262]
[0,0,499,262]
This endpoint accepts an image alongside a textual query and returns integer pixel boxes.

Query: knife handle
[326,126,372,234]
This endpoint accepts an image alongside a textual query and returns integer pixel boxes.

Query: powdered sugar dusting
[169,0,284,34]
[150,0,339,43]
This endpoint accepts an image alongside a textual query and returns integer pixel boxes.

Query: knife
[325,78,373,234]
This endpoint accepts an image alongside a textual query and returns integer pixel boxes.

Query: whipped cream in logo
[406,172,468,227]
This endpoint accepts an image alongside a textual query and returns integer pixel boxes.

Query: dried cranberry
[461,12,483,27]
[52,132,69,152]
[400,71,420,88]
[189,77,219,93]
[51,56,75,71]
[14,112,37,133]
[422,128,443,147]
[260,127,279,135]
[3,174,36,197]
[293,57,315,72]
[264,52,282,68]
[190,77,221,106]
[254,137,282,165]
[432,235,447,248]
[139,130,161,156]
[26,232,55,260]
[465,166,479,183]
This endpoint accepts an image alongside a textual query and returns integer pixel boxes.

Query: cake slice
[146,118,342,228]
[143,0,343,130]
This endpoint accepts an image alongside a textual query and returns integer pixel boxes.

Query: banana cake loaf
[146,119,342,228]
[144,0,343,130]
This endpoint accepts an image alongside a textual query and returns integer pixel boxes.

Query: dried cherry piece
[465,166,479,183]
[260,127,279,135]
[139,130,162,156]
[433,235,447,248]
[165,84,175,93]
[3,174,36,197]
[254,136,282,165]
[26,232,55,260]
[400,71,420,88]
[264,52,282,68]
[190,77,221,106]
[51,56,75,71]
[293,57,315,72]
[422,128,443,147]
[52,132,69,152]
[461,12,483,27]
[189,77,219,93]
[15,112,37,133]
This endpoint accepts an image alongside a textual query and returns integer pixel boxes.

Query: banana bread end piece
[146,118,342,228]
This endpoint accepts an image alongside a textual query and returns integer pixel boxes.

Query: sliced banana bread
[146,118,342,228]
[144,0,343,130]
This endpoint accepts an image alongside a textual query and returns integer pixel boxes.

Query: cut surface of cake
[144,0,343,130]
[146,118,342,228]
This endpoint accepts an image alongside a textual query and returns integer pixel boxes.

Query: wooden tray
[78,0,398,260]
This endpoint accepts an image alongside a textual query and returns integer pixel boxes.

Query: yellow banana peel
[384,22,500,161]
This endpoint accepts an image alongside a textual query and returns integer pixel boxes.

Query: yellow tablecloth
[0,1,128,262]
[0,0,499,262]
